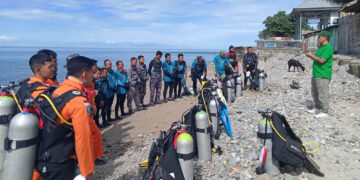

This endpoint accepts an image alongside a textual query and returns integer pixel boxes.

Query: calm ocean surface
[0,47,218,86]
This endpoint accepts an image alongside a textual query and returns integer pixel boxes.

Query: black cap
[63,53,80,68]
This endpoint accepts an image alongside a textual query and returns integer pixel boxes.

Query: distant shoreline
[0,45,223,52]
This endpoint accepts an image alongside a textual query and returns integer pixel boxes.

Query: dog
[288,59,305,72]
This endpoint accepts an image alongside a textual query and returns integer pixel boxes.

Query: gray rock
[283,174,294,180]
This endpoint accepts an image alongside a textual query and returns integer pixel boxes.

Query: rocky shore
[95,53,360,180]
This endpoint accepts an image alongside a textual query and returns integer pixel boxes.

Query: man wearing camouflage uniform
[148,51,163,106]
[127,57,145,113]
[137,55,148,107]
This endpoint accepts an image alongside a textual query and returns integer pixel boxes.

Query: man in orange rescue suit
[46,56,98,179]
[27,53,56,180]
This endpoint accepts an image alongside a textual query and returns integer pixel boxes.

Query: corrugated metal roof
[340,0,360,13]
[294,0,341,10]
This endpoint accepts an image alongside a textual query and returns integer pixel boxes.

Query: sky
[0,0,304,49]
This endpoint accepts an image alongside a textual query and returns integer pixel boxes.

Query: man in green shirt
[305,31,333,118]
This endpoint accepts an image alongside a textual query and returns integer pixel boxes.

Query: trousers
[105,96,114,120]
[174,78,183,97]
[150,74,162,103]
[127,85,141,111]
[139,81,146,105]
[192,76,201,94]
[163,81,174,99]
[115,93,126,117]
[311,77,330,113]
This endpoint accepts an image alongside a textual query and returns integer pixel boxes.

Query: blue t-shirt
[213,55,229,74]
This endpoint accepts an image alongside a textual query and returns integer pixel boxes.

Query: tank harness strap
[257,132,273,139]
[27,82,47,94]
[0,114,15,124]
[4,136,39,151]
[195,126,211,134]
[43,90,86,125]
[177,151,196,160]
[209,112,217,116]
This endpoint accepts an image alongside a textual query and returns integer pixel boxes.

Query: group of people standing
[93,51,190,128]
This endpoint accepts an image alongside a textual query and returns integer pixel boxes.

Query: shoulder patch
[72,90,81,95]
[84,102,92,116]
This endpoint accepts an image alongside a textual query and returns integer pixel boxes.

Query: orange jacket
[52,77,95,176]
[90,116,104,159]
[46,78,59,86]
[85,81,104,159]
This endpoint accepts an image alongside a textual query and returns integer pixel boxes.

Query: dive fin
[304,156,324,177]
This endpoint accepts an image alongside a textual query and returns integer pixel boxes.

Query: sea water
[0,46,218,85]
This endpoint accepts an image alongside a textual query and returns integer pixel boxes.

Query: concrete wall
[256,40,303,49]
[254,48,300,61]
[234,46,300,63]
[338,13,360,56]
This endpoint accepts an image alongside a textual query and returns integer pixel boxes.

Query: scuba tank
[0,85,17,171]
[195,105,211,161]
[259,71,265,93]
[230,77,235,103]
[209,94,218,136]
[216,88,226,106]
[3,99,39,180]
[176,132,194,180]
[226,79,233,104]
[246,71,251,89]
[235,75,242,97]
[257,118,280,176]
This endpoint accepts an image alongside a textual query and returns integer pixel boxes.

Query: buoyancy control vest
[175,61,186,74]
[15,81,47,111]
[35,88,85,168]
[192,62,206,77]
[244,53,258,69]
[151,59,162,75]
[227,52,237,69]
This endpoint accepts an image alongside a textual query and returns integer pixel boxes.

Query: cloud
[0,0,304,48]
[0,35,9,39]
[0,35,14,41]
[0,8,73,20]
[106,40,117,44]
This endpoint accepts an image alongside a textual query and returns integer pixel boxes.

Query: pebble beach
[95,52,360,180]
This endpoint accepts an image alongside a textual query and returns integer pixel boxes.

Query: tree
[258,11,313,39]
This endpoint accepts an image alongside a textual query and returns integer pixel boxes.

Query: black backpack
[34,87,86,173]
[271,111,306,168]
[143,123,185,180]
